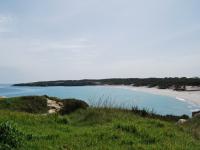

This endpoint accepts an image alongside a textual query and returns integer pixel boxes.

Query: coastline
[107,85,200,106]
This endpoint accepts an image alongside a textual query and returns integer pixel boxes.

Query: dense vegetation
[14,77,200,90]
[60,99,89,115]
[0,96,48,114]
[0,96,88,115]
[0,96,199,149]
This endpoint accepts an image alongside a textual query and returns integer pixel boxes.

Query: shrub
[19,96,48,113]
[0,121,24,149]
[0,96,48,114]
[181,114,189,119]
[60,99,89,115]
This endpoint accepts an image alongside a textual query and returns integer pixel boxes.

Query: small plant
[0,121,24,149]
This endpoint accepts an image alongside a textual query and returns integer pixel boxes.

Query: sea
[0,84,200,116]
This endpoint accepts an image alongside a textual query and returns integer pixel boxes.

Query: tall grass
[0,108,199,149]
[87,96,189,121]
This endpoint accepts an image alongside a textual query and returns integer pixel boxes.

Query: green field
[0,96,199,150]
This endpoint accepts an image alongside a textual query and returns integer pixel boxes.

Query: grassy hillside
[0,96,199,149]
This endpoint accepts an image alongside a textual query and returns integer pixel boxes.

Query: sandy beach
[109,85,200,106]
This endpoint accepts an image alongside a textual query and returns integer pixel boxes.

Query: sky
[0,0,200,83]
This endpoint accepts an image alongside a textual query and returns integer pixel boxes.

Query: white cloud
[0,1,200,82]
[0,15,12,23]
[0,37,99,68]
[0,15,13,33]
[25,39,96,54]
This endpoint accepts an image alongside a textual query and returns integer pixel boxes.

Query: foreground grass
[0,108,199,150]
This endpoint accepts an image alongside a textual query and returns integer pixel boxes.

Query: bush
[19,96,48,113]
[0,121,24,149]
[60,99,89,115]
[0,96,48,114]
[181,114,190,119]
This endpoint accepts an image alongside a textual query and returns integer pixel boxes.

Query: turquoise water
[0,84,200,116]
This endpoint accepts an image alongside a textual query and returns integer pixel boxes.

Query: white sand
[106,85,200,106]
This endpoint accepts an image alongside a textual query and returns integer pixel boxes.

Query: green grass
[0,96,199,149]
[0,108,199,150]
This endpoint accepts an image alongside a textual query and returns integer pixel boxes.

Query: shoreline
[106,85,200,106]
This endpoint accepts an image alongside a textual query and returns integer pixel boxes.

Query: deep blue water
[0,84,200,116]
